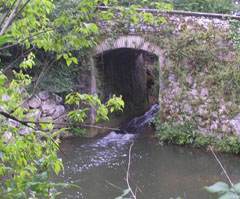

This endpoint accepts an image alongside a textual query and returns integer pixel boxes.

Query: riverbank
[152,118,240,154]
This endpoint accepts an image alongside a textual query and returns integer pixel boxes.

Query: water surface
[55,132,240,199]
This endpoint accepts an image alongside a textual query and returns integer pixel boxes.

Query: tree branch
[0,0,23,35]
[17,56,55,110]
[0,0,18,29]
[126,142,137,199]
[0,29,53,50]
[0,111,121,132]
[209,146,233,186]
[9,0,31,29]
[0,110,67,154]
[3,47,34,73]
[0,110,32,128]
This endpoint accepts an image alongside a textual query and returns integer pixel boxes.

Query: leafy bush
[153,118,240,153]
[118,0,238,14]
[0,66,71,198]
[205,182,240,199]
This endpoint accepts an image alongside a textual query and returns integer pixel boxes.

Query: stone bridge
[89,7,240,135]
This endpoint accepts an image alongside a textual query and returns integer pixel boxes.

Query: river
[54,132,240,199]
[54,105,240,199]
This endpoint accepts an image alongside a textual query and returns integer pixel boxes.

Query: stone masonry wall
[156,17,240,137]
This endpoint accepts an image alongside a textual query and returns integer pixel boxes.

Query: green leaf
[72,57,78,64]
[40,131,50,138]
[103,0,108,6]
[29,116,34,122]
[0,74,6,85]
[219,192,240,199]
[66,59,72,67]
[48,123,54,131]
[53,162,61,175]
[40,122,48,130]
[115,188,131,199]
[233,183,240,194]
[0,36,14,46]
[50,128,69,139]
[84,23,98,34]
[110,107,114,113]
[205,182,230,193]
[68,183,82,190]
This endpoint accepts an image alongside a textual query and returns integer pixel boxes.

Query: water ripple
[65,132,135,173]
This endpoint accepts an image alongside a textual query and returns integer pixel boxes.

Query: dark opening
[95,48,158,122]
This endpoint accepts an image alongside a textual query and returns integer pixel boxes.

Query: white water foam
[65,132,135,173]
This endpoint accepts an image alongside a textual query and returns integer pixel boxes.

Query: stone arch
[90,35,165,124]
[94,35,163,57]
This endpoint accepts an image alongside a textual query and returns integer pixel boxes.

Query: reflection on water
[54,132,240,199]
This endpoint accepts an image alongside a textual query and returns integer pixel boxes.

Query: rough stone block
[39,91,51,101]
[28,97,41,109]
[53,105,65,119]
[41,99,56,115]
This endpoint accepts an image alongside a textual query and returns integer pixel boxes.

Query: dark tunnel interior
[95,48,158,121]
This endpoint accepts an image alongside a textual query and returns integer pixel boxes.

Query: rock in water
[120,104,159,134]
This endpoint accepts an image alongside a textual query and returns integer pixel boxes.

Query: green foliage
[158,27,240,103]
[0,132,64,198]
[1,0,163,197]
[230,20,240,51]
[0,39,124,199]
[69,126,89,136]
[1,0,171,59]
[153,118,200,146]
[163,0,238,13]
[148,26,240,153]
[35,59,83,94]
[0,58,71,198]
[1,0,55,47]
[118,0,238,14]
[153,118,240,153]
[66,93,124,122]
[205,182,240,199]
[0,0,172,95]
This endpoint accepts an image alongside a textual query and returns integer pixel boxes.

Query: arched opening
[95,48,159,123]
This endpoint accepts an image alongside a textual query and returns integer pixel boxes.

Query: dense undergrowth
[152,118,240,154]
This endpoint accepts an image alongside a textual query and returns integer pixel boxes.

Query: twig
[105,180,123,191]
[17,57,55,109]
[3,46,34,73]
[121,166,144,197]
[209,146,233,186]
[0,111,121,131]
[126,142,137,199]
[31,57,54,95]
